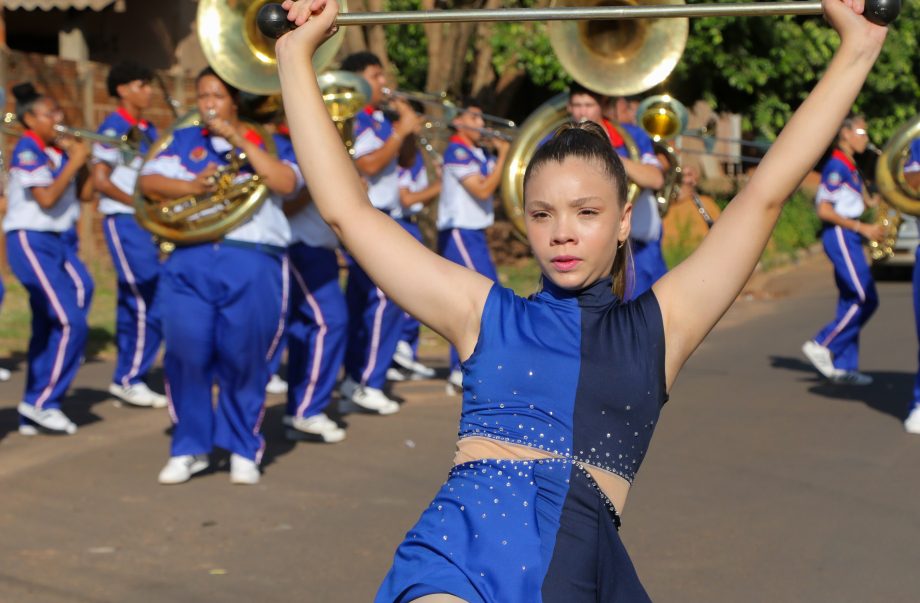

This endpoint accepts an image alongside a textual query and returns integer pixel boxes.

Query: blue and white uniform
[343,106,405,389]
[377,278,662,601]
[906,139,920,412]
[93,107,162,389]
[906,138,920,175]
[141,127,296,462]
[286,153,348,421]
[622,122,667,300]
[811,149,878,372]
[395,151,428,356]
[4,131,91,423]
[438,135,499,372]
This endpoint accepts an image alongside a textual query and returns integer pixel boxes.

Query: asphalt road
[1,252,918,603]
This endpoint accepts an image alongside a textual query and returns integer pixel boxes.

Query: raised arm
[653,0,887,389]
[275,0,493,358]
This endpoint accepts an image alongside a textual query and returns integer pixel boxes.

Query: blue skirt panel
[376,458,650,602]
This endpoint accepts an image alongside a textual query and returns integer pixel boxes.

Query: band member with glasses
[139,67,299,485]
[438,99,510,393]
[5,83,91,436]
[338,51,420,415]
[802,114,885,385]
[92,60,167,409]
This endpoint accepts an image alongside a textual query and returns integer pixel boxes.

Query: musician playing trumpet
[5,83,92,436]
[438,98,510,393]
[92,61,167,409]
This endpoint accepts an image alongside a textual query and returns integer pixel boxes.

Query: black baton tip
[257,3,297,39]
[863,0,901,25]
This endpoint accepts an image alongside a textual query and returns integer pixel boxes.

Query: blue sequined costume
[377,277,667,602]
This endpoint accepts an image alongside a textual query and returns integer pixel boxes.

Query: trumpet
[2,112,140,159]
[382,87,516,130]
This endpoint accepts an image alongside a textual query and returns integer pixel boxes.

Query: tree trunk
[469,0,502,103]
[340,0,369,59]
[366,0,394,74]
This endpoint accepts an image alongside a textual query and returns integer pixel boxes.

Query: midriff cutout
[454,435,631,513]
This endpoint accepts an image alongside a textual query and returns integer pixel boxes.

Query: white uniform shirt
[392,151,428,220]
[623,123,665,244]
[437,136,496,231]
[816,150,865,219]
[352,107,400,213]
[3,131,80,233]
[140,127,297,247]
[92,108,158,216]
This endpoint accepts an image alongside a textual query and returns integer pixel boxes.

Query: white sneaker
[284,413,346,443]
[18,424,39,436]
[445,369,463,396]
[802,340,836,378]
[157,454,209,484]
[340,384,400,415]
[17,403,77,434]
[904,407,920,434]
[0,367,11,381]
[386,367,407,382]
[393,341,436,379]
[265,374,288,395]
[829,370,873,386]
[230,453,260,485]
[109,382,168,408]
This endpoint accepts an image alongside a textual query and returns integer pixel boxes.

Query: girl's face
[24,98,62,144]
[196,75,237,123]
[524,157,631,290]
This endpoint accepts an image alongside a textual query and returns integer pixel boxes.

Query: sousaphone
[501,0,688,238]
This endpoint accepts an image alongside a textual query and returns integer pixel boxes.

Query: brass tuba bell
[197,0,348,95]
[869,113,920,262]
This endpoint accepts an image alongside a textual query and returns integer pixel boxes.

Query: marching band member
[338,51,419,415]
[905,136,920,190]
[139,67,299,485]
[438,99,509,392]
[92,60,167,408]
[5,83,92,436]
[390,134,439,381]
[281,123,348,443]
[610,94,668,299]
[802,113,884,385]
[904,137,920,433]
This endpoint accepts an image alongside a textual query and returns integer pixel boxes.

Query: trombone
[382,87,516,130]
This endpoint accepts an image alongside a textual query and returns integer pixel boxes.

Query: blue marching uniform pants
[397,219,423,355]
[286,243,348,419]
[628,236,668,301]
[813,226,878,371]
[344,256,404,390]
[61,227,94,316]
[911,246,920,412]
[6,230,91,418]
[160,243,287,462]
[103,214,163,388]
[439,228,498,371]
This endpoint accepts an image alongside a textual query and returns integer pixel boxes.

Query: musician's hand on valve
[393,99,421,138]
[492,137,511,156]
[276,0,339,58]
[190,163,219,196]
[207,118,247,148]
[57,136,90,165]
[861,222,887,243]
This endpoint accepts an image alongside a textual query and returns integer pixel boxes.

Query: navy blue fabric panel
[571,285,667,483]
[541,466,652,602]
[459,285,582,459]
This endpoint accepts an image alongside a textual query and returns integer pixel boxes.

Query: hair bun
[12,82,40,104]
[555,119,609,144]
